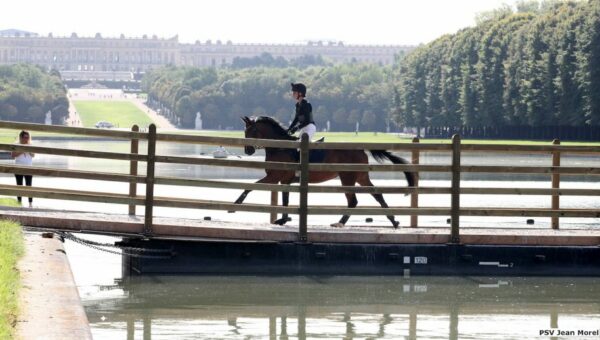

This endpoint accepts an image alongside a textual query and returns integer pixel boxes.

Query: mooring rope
[55,231,173,259]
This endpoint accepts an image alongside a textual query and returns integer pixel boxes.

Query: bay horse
[232,116,416,228]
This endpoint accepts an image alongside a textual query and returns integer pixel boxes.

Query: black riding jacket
[289,99,314,131]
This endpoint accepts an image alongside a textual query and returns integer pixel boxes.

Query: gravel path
[17,232,92,340]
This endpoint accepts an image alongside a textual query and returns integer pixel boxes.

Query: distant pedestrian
[11,130,34,207]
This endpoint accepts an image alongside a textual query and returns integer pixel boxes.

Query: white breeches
[299,123,316,140]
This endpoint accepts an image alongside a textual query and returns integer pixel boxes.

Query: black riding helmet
[291,83,307,96]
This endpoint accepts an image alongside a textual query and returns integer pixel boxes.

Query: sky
[2,0,521,45]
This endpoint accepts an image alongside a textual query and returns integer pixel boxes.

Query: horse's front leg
[228,190,252,213]
[234,190,250,205]
[229,175,273,213]
[273,174,296,225]
[273,191,290,225]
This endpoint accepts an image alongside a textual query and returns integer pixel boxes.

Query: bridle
[245,122,263,148]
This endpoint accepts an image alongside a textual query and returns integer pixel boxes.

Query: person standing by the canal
[287,82,316,140]
[11,130,34,207]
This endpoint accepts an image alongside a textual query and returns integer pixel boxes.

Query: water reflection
[84,276,600,339]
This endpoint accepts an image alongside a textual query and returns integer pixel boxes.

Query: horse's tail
[369,150,416,187]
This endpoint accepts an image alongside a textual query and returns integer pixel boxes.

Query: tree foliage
[392,0,600,128]
[143,63,397,130]
[0,64,68,124]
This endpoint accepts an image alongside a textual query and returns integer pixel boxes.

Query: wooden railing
[0,121,599,243]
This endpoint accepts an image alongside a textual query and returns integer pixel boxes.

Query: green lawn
[0,198,23,339]
[73,101,157,129]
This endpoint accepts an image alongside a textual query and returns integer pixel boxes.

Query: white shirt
[15,152,33,166]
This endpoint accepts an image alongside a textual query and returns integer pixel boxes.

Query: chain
[56,231,173,259]
[57,232,171,253]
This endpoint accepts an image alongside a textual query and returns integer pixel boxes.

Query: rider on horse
[287,83,316,140]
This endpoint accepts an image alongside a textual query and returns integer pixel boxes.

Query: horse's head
[241,116,295,155]
[241,116,259,155]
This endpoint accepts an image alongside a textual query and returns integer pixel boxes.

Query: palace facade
[0,30,413,76]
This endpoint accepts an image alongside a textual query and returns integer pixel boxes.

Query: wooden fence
[0,121,599,243]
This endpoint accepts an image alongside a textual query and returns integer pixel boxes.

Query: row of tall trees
[393,0,600,129]
[143,0,599,132]
[0,64,69,124]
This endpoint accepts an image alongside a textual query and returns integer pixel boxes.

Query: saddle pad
[293,149,327,163]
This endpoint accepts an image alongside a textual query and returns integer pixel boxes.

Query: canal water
[2,140,600,339]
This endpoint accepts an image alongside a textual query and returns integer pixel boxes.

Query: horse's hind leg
[357,174,399,228]
[331,173,358,228]
[332,193,357,228]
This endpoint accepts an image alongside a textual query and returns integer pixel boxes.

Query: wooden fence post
[144,124,157,236]
[410,137,420,227]
[552,139,560,229]
[128,125,139,215]
[450,134,461,243]
[298,133,309,242]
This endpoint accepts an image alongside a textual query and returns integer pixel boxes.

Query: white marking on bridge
[414,256,428,264]
[479,261,509,268]
[479,280,511,288]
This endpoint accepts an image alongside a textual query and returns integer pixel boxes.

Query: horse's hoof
[273,218,288,225]
[330,222,345,228]
[392,221,400,229]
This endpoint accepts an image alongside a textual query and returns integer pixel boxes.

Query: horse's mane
[254,116,298,141]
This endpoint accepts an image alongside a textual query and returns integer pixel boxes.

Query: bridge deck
[1,206,599,246]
